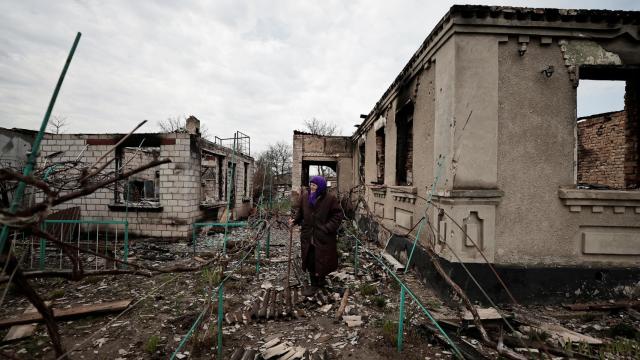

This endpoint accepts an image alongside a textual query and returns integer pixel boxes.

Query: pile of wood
[229,334,329,360]
[223,283,339,325]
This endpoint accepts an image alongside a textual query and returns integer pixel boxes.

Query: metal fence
[13,219,129,271]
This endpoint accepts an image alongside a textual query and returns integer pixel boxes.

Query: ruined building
[293,6,640,302]
[37,116,254,238]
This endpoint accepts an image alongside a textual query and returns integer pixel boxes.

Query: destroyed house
[37,117,254,238]
[294,6,640,302]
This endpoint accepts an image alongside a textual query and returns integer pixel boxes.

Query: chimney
[185,116,201,136]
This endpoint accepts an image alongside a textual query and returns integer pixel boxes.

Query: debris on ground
[1,218,639,359]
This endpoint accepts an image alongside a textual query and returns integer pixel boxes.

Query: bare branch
[48,116,68,135]
[12,158,171,217]
[81,120,148,182]
[303,117,339,136]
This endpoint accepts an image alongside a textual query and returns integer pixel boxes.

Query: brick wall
[39,133,199,238]
[577,110,626,189]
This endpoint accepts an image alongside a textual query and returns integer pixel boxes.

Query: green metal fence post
[398,287,406,352]
[217,284,224,358]
[0,32,81,264]
[405,218,424,273]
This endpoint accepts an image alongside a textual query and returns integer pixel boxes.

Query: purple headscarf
[308,176,327,206]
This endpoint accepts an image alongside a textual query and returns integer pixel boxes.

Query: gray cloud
[0,0,638,154]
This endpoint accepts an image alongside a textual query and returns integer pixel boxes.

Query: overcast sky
[0,1,637,154]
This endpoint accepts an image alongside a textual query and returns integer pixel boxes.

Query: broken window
[576,66,639,190]
[226,162,236,205]
[218,156,224,200]
[201,166,217,201]
[358,142,365,183]
[114,146,161,206]
[375,128,385,184]
[124,179,157,202]
[244,162,249,197]
[396,110,414,186]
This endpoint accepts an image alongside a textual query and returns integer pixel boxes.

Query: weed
[389,280,400,291]
[200,267,222,290]
[238,266,256,277]
[46,288,65,300]
[382,320,398,346]
[359,283,376,296]
[608,322,639,339]
[599,338,640,358]
[371,295,386,308]
[84,276,102,284]
[145,335,159,354]
[423,298,441,310]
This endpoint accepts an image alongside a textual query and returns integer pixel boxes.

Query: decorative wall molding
[559,188,640,214]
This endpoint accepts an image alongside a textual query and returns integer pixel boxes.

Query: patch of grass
[599,338,640,358]
[389,280,400,291]
[423,298,441,310]
[371,295,386,308]
[608,322,640,340]
[83,276,102,284]
[144,335,160,354]
[272,198,291,212]
[530,328,551,342]
[359,283,376,296]
[46,288,65,300]
[199,267,222,290]
[382,320,398,346]
[581,312,601,322]
[238,265,256,277]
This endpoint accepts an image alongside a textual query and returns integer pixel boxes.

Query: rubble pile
[1,221,639,359]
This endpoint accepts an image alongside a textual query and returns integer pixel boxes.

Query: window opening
[396,112,414,186]
[576,67,638,190]
[375,128,385,184]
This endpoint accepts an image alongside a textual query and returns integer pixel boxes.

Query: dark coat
[293,189,343,277]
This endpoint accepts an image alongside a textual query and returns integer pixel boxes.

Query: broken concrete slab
[342,315,363,327]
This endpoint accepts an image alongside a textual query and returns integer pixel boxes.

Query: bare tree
[253,142,292,202]
[303,117,339,136]
[158,115,211,140]
[303,118,338,178]
[48,116,68,134]
[265,142,292,176]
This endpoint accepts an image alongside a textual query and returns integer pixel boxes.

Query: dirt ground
[1,222,639,359]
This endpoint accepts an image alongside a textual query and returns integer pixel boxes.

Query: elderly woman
[290,176,343,296]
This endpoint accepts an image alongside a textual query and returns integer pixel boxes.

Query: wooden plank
[335,288,350,320]
[536,323,603,345]
[0,299,132,328]
[462,307,507,321]
[562,300,640,311]
[240,349,256,360]
[2,303,50,342]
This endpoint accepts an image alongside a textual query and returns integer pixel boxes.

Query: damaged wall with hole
[291,131,353,198]
[37,118,254,239]
[311,6,640,302]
